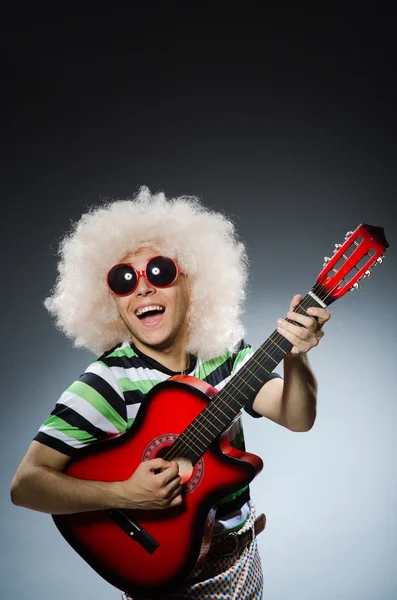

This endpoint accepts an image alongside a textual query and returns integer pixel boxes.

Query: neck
[131,338,190,373]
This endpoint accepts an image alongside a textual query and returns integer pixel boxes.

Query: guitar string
[162,248,375,462]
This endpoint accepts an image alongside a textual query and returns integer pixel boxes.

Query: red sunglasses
[106,256,184,297]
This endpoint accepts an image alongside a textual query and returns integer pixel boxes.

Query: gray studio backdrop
[2,177,395,600]
[2,36,397,600]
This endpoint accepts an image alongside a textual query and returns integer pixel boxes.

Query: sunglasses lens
[107,264,137,295]
[147,257,178,287]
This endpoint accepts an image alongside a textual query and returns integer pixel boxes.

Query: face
[112,247,191,354]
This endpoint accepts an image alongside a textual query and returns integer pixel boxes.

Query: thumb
[145,458,172,472]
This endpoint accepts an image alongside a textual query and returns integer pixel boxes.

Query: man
[10,187,330,599]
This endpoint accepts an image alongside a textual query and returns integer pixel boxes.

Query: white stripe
[110,365,169,384]
[213,501,251,533]
[213,374,233,391]
[38,425,88,449]
[127,404,141,420]
[85,362,125,397]
[57,391,120,434]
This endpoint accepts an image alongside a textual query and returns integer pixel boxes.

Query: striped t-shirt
[35,340,281,533]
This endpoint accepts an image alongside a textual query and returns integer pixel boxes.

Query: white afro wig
[45,186,249,360]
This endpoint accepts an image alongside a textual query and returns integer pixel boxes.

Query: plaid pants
[121,505,263,600]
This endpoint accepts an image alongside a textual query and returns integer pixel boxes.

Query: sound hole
[142,434,204,494]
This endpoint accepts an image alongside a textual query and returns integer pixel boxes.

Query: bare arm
[251,294,330,431]
[10,441,182,514]
[252,355,317,431]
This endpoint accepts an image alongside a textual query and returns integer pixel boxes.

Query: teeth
[136,305,165,317]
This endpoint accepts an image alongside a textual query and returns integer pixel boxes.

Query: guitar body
[53,376,263,596]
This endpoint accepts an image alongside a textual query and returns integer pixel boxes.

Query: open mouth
[135,305,166,322]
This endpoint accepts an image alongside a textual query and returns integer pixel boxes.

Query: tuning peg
[333,243,342,254]
[350,282,360,291]
[362,269,372,278]
[376,256,384,264]
[323,257,331,267]
[345,231,353,239]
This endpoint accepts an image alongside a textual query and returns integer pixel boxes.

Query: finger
[159,463,180,486]
[277,318,312,339]
[165,480,183,498]
[285,310,315,331]
[169,493,183,507]
[146,458,172,472]
[306,307,331,327]
[289,294,302,312]
[277,322,316,351]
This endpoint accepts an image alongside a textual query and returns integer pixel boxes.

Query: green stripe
[195,352,232,380]
[43,415,97,444]
[119,377,159,394]
[105,345,138,359]
[232,347,253,374]
[67,381,127,432]
[218,485,249,505]
[228,428,245,450]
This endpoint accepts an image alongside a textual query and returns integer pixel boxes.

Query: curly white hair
[45,186,249,360]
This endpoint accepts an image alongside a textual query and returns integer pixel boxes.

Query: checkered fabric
[121,505,263,600]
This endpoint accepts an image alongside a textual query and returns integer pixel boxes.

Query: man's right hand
[10,442,183,515]
[119,458,183,510]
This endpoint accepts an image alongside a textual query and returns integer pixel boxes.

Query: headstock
[314,224,388,305]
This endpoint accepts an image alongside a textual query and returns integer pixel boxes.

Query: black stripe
[123,389,146,406]
[77,372,127,421]
[100,355,147,370]
[233,339,250,353]
[33,432,80,457]
[100,343,198,376]
[202,358,235,388]
[215,487,251,518]
[50,404,106,440]
[129,342,197,376]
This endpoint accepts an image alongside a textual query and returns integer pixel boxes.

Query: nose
[134,273,156,296]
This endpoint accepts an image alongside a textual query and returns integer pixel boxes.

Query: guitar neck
[178,291,326,463]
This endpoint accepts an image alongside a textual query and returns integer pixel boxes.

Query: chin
[134,331,174,350]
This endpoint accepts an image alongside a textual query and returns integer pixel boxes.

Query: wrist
[284,351,307,363]
[109,480,134,510]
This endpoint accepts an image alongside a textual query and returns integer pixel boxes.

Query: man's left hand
[276,294,330,355]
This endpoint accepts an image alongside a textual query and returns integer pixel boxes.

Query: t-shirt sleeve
[34,360,128,457]
[231,339,283,419]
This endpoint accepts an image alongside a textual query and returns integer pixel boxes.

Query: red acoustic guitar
[53,224,388,597]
